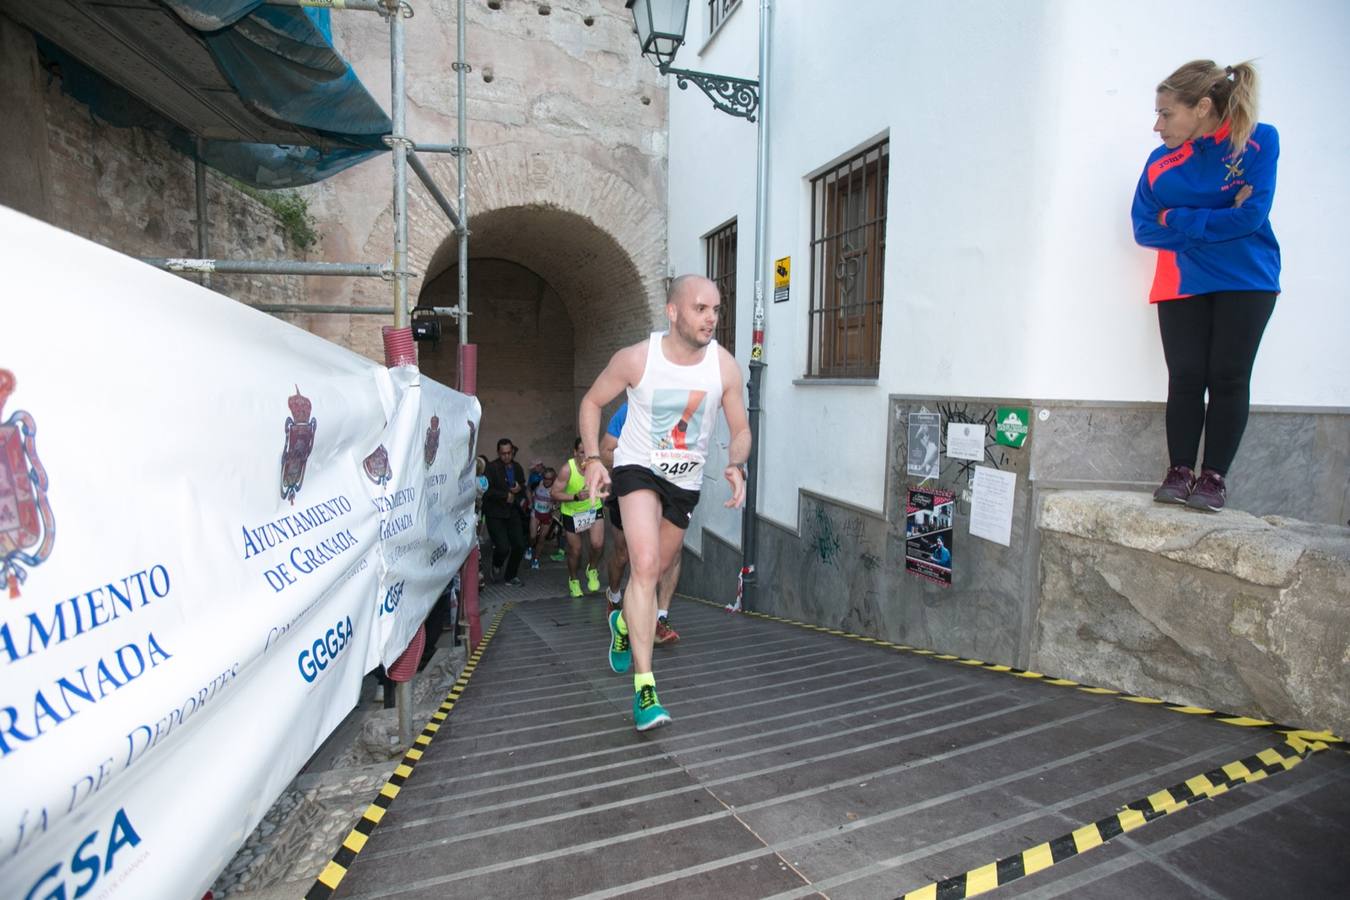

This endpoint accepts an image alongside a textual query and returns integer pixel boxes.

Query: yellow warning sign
[773,256,790,303]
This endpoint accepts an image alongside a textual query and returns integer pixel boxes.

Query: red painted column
[458,342,482,650]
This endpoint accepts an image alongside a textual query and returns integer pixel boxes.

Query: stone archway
[408,146,667,470]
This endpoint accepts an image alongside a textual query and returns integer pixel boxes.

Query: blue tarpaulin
[44,0,392,188]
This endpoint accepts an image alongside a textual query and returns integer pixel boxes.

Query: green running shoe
[550,550,566,562]
[586,566,600,593]
[633,684,671,731]
[607,609,630,673]
[568,578,583,598]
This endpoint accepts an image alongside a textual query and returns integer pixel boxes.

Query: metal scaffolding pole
[388,1,410,330]
[456,0,469,344]
[454,0,482,651]
[408,151,463,232]
[250,304,396,315]
[194,138,211,290]
[143,258,392,277]
[265,0,385,10]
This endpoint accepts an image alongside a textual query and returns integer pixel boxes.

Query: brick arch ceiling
[421,204,658,383]
[409,146,668,382]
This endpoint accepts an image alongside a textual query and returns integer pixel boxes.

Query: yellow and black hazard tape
[895,732,1330,899]
[685,595,1345,750]
[305,603,512,900]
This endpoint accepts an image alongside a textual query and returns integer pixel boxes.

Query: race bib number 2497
[650,448,704,481]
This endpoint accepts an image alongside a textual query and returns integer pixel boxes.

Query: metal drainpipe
[739,0,771,612]
[194,137,210,290]
[455,0,483,651]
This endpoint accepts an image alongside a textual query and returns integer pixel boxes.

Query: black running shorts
[610,465,701,530]
[604,495,623,532]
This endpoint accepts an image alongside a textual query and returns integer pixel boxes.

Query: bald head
[665,274,721,349]
[667,274,719,309]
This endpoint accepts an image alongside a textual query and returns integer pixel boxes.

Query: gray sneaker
[1185,469,1227,512]
[1152,465,1195,504]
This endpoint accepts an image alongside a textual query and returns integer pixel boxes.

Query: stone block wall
[1036,491,1350,738]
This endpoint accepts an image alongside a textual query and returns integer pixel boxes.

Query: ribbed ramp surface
[324,596,1350,899]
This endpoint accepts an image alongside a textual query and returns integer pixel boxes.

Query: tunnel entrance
[416,204,658,470]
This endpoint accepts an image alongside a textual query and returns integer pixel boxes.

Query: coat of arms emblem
[0,370,54,598]
[281,387,317,505]
[424,415,440,467]
[363,445,391,486]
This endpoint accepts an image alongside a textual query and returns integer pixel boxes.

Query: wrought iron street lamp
[626,0,760,121]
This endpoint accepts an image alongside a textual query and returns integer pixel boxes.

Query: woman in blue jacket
[1131,60,1279,512]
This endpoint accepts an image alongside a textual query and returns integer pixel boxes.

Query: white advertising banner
[0,208,480,900]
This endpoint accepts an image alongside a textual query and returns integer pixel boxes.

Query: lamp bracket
[663,67,760,121]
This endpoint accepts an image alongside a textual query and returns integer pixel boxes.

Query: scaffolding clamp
[381,264,420,283]
[377,0,414,19]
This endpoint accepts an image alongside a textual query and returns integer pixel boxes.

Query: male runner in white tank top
[578,275,751,731]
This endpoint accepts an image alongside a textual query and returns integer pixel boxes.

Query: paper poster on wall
[905,487,954,586]
[773,256,791,303]
[907,411,941,479]
[970,465,1017,546]
[946,421,985,461]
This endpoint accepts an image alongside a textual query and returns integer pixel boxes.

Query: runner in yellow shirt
[550,437,606,598]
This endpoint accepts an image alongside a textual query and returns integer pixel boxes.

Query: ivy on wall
[228,179,319,251]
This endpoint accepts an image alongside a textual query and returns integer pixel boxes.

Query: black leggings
[1157,291,1277,475]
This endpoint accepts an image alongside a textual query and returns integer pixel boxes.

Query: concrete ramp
[309,596,1350,899]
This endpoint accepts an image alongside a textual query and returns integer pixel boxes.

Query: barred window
[705,219,737,350]
[808,139,889,378]
[708,0,740,34]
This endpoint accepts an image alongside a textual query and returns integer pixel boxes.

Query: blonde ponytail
[1158,59,1261,155]
[1223,61,1259,155]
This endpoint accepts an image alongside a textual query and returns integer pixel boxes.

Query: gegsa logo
[379,581,404,617]
[297,616,354,683]
[24,806,141,900]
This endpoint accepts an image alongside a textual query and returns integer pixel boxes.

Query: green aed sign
[995,407,1030,447]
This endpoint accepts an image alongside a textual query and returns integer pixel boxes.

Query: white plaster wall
[1029,0,1350,407]
[668,0,760,552]
[668,0,1350,539]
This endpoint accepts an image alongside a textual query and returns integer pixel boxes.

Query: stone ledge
[1035,490,1350,738]
[1038,490,1345,587]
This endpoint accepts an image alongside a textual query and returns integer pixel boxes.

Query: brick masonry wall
[0,13,308,309]
[418,258,581,468]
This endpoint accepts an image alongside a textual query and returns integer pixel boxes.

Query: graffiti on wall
[936,402,1010,485]
[808,502,879,573]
